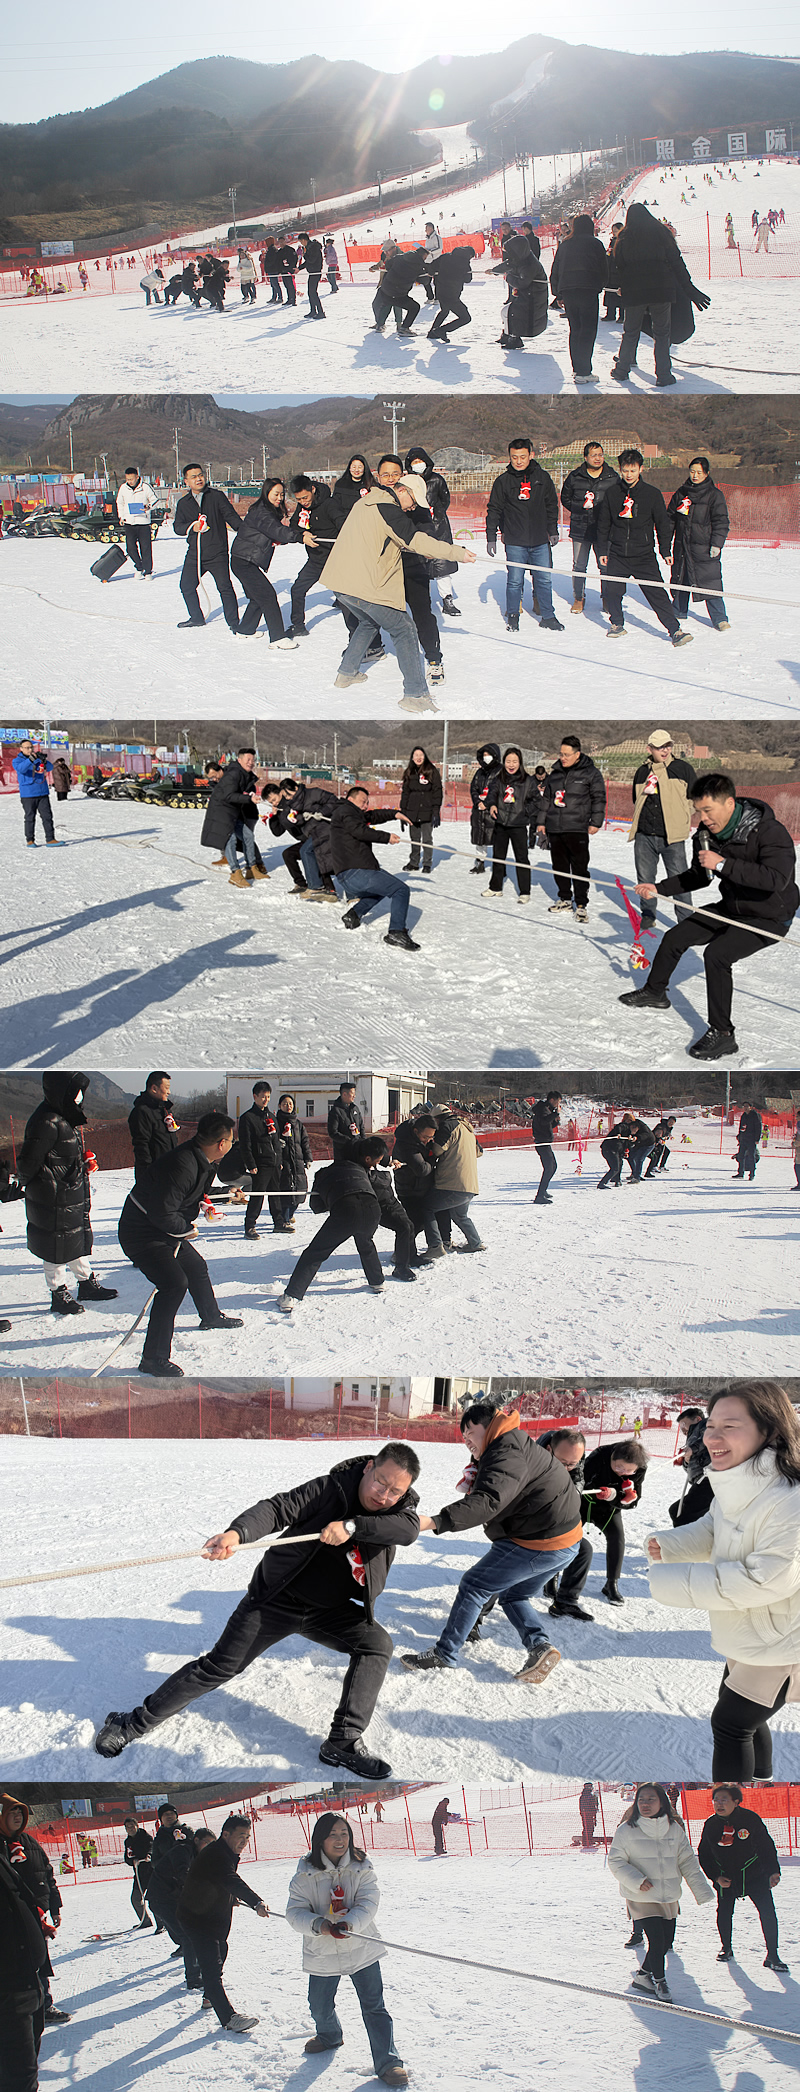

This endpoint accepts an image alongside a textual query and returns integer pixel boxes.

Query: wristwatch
[343,1519,356,1536]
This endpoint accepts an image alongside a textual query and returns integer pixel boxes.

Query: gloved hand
[486,540,497,558]
[690,285,711,310]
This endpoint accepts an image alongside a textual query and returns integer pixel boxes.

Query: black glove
[690,285,711,310]
[486,540,497,558]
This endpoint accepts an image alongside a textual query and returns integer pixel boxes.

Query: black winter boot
[77,1273,119,1301]
[50,1286,85,1316]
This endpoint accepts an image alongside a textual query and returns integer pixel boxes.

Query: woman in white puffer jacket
[286,1812,406,2086]
[609,1784,714,2001]
[647,1382,800,1779]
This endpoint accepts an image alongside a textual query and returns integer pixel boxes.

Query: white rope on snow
[0,1533,322,1592]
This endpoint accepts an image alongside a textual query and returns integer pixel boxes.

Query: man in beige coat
[322,477,476,712]
[420,1111,483,1258]
[628,730,696,931]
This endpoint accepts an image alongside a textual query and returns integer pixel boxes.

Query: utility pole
[376,168,383,207]
[68,424,74,473]
[310,178,317,227]
[174,427,181,484]
[383,399,406,453]
[442,719,449,785]
[580,143,586,205]
[262,443,267,477]
[229,186,238,241]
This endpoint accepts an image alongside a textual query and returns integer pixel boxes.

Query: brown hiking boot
[250,864,269,879]
[517,1645,561,1685]
[229,869,249,888]
[212,855,228,868]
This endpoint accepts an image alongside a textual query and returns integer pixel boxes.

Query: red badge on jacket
[519,479,531,501]
[678,497,691,514]
[620,495,635,519]
[347,1546,367,1588]
[582,492,595,509]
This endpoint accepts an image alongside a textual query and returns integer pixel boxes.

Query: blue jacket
[13,752,52,799]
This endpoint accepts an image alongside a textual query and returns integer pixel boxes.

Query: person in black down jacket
[401,1398,582,1681]
[368,1146,417,1280]
[596,450,689,646]
[580,1438,648,1602]
[18,1071,117,1318]
[486,440,562,631]
[274,1094,312,1230]
[117,1114,243,1377]
[178,1817,268,2029]
[378,247,428,333]
[0,1792,66,2022]
[0,1840,48,2079]
[329,455,374,532]
[391,1113,439,1250]
[297,231,325,318]
[735,1104,763,1180]
[668,460,730,630]
[492,233,548,349]
[148,1811,202,1988]
[621,770,800,1057]
[610,201,710,386]
[262,778,340,897]
[531,1092,561,1206]
[94,1444,422,1782]
[560,442,620,614]
[484,747,538,902]
[276,235,298,305]
[470,1426,595,1636]
[327,1083,365,1162]
[122,1815,154,1926]
[428,243,475,340]
[128,1073,179,1180]
[540,736,607,920]
[698,1786,787,1970]
[330,786,418,952]
[237,1081,283,1239]
[404,444,460,616]
[200,749,266,888]
[469,742,501,873]
[668,1405,713,1526]
[173,465,241,631]
[229,478,297,645]
[400,746,443,873]
[549,214,608,382]
[280,1139,388,1308]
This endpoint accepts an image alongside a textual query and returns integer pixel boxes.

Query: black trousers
[711,1669,791,1779]
[183,1929,233,2024]
[290,555,329,627]
[305,272,324,317]
[603,554,679,636]
[628,1137,655,1181]
[22,797,55,843]
[534,1145,557,1199]
[118,1213,220,1360]
[489,823,531,894]
[125,525,153,574]
[180,550,239,630]
[586,1506,625,1583]
[284,1197,382,1299]
[640,1915,675,1980]
[669,1475,713,1526]
[716,1882,779,1959]
[395,294,421,328]
[433,1824,446,1854]
[645,1140,670,1174]
[550,831,590,906]
[647,906,784,1033]
[138,1588,392,1743]
[430,297,470,335]
[378,1205,415,1271]
[735,1140,759,1178]
[548,1533,594,1600]
[404,574,441,662]
[0,1995,44,2092]
[597,1138,624,1187]
[230,556,285,641]
[130,1860,152,1920]
[281,841,307,888]
[281,273,296,305]
[562,291,599,374]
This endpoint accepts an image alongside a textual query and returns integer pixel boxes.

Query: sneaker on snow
[470,860,485,873]
[244,1228,260,1240]
[198,1314,244,1329]
[305,2037,343,2053]
[271,635,298,650]
[656,375,677,387]
[630,1970,656,1994]
[380,2071,409,2086]
[45,2006,71,2023]
[715,619,731,630]
[575,906,589,923]
[427,660,445,682]
[77,1274,118,1302]
[400,1648,449,1672]
[49,1286,85,1316]
[278,1296,296,1314]
[225,2013,259,2032]
[618,988,670,1010]
[398,692,438,713]
[571,599,585,614]
[384,930,420,951]
[609,365,629,383]
[688,1028,738,1060]
[138,1356,184,1377]
[625,1932,643,1949]
[334,673,368,688]
[533,1195,553,1205]
[518,893,531,905]
[548,900,573,913]
[506,615,520,632]
[652,1978,672,2000]
[441,596,461,616]
[601,1581,624,1605]
[454,1241,487,1252]
[318,1735,393,1780]
[607,624,627,638]
[716,1948,735,1961]
[516,1645,561,1685]
[482,888,502,898]
[671,629,693,646]
[764,1955,789,1971]
[201,1996,214,2008]
[550,1600,593,1621]
[341,908,363,930]
[391,1268,417,1281]
[540,617,564,632]
[288,623,309,637]
[94,1711,142,1758]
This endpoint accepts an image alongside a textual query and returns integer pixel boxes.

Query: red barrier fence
[448,483,800,545]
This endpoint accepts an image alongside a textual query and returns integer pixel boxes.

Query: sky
[3,6,799,124]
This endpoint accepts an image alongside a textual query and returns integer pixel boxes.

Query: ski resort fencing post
[9,1113,16,1167]
[462,1786,473,1856]
[403,1794,417,1856]
[524,1787,533,1856]
[127,1378,131,1438]
[55,1380,62,1437]
[596,1785,609,1853]
[198,1382,203,1437]
[18,1377,30,1437]
[737,241,744,277]
[707,212,712,280]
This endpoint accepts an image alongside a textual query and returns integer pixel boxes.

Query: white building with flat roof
[227,1072,429,1135]
[284,1377,413,1419]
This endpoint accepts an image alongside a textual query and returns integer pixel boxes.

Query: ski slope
[1,537,797,722]
[0,1145,797,1380]
[3,1436,800,1780]
[2,160,799,393]
[1,801,799,1072]
[34,1854,800,2092]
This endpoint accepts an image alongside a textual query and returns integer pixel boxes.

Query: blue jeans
[299,837,323,888]
[435,1538,581,1664]
[225,824,257,871]
[422,1186,481,1251]
[342,865,409,933]
[632,833,688,925]
[336,593,427,697]
[505,544,553,620]
[308,1963,401,2073]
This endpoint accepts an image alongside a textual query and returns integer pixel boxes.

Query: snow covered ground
[1,798,798,1072]
[1,1145,797,1380]
[2,161,798,393]
[36,1853,800,2092]
[2,537,797,722]
[3,1436,800,1781]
